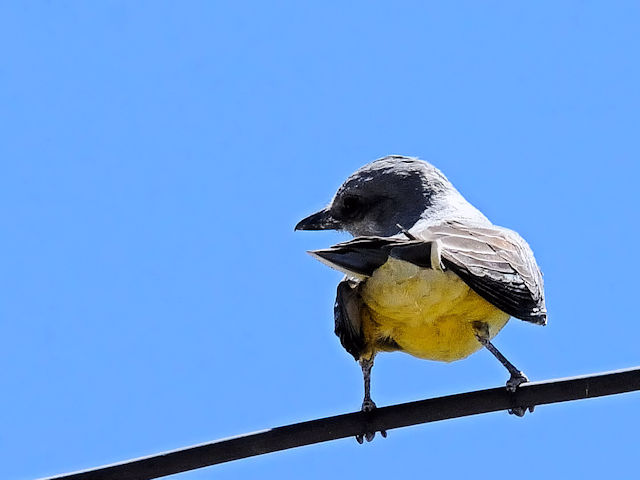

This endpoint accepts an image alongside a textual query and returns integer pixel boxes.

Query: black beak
[295,208,341,231]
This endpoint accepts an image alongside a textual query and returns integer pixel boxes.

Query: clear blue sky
[2,2,639,479]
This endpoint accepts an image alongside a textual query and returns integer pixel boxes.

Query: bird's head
[295,155,455,237]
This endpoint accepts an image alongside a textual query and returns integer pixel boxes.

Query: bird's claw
[506,371,535,416]
[361,399,377,412]
[508,405,535,416]
[506,371,529,392]
[355,431,376,443]
[355,399,387,443]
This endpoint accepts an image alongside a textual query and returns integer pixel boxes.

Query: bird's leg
[480,338,530,391]
[473,322,534,417]
[360,357,376,412]
[355,356,387,444]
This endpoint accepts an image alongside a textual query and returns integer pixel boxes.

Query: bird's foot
[506,370,528,392]
[506,371,535,416]
[508,405,535,417]
[361,398,377,412]
[355,399,387,444]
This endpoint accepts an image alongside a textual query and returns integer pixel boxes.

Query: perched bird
[295,155,546,442]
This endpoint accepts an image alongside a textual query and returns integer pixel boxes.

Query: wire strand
[40,367,640,480]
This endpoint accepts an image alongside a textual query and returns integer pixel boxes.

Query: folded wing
[430,221,546,325]
[310,221,547,325]
[334,280,366,361]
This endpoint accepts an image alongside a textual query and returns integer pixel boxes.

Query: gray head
[295,155,485,237]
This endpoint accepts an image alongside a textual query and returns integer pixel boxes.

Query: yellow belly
[360,258,510,362]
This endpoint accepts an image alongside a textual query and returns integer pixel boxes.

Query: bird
[295,155,547,443]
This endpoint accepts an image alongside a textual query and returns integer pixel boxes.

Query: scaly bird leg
[355,357,387,444]
[473,323,534,417]
[360,357,376,412]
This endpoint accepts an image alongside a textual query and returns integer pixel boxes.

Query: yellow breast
[360,258,510,362]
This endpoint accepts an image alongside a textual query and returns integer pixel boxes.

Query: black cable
[41,367,640,480]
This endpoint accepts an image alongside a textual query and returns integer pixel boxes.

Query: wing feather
[431,221,547,324]
[334,279,366,360]
[312,221,547,325]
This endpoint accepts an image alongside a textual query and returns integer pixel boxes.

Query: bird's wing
[310,222,547,325]
[427,221,547,324]
[334,279,366,361]
[309,236,434,278]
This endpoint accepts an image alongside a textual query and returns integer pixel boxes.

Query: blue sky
[2,2,639,479]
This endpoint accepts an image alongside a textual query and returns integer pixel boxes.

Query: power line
[41,367,640,480]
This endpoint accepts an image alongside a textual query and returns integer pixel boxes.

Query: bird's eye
[341,195,361,217]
